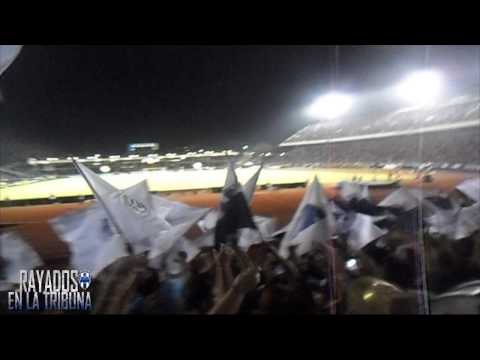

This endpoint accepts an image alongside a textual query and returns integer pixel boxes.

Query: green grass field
[0,167,415,201]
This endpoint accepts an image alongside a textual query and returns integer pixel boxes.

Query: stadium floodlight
[99,165,111,173]
[395,70,443,107]
[305,92,353,120]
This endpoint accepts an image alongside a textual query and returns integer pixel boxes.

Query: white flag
[338,181,369,202]
[378,187,420,211]
[0,45,22,77]
[243,164,263,204]
[152,194,210,226]
[49,203,127,274]
[92,234,129,276]
[74,161,117,197]
[148,208,209,268]
[454,203,480,240]
[347,213,388,251]
[253,215,277,242]
[103,180,171,253]
[0,230,43,284]
[279,176,333,258]
[456,178,480,203]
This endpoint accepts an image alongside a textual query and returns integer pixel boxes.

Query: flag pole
[72,160,133,254]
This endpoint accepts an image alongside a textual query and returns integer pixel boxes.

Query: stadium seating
[279,95,480,167]
[282,97,479,145]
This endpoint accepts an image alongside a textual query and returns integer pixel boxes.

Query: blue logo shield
[79,272,91,290]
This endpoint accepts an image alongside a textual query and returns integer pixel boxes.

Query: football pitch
[0,166,416,202]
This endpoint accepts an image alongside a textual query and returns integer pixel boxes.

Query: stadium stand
[279,95,480,168]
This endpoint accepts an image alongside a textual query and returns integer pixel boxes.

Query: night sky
[0,45,478,164]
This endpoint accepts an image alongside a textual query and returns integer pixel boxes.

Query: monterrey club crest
[79,272,91,290]
[121,195,150,216]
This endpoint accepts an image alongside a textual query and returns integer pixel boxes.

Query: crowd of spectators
[279,126,480,168]
[282,97,479,145]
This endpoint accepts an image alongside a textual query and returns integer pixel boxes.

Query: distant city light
[305,92,353,120]
[395,70,443,106]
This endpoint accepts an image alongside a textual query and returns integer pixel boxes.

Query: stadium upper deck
[280,95,480,147]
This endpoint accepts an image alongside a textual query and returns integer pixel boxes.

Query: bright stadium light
[395,70,443,106]
[305,92,353,120]
[99,165,111,173]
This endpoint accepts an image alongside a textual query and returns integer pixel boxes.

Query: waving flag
[456,178,480,203]
[152,194,210,226]
[347,213,388,251]
[0,230,43,284]
[73,161,117,197]
[98,180,170,254]
[243,164,263,204]
[338,181,369,202]
[378,187,420,211]
[214,162,262,249]
[279,176,333,257]
[426,201,480,240]
[454,203,480,240]
[148,208,209,268]
[73,161,171,254]
[0,45,22,77]
[50,203,128,275]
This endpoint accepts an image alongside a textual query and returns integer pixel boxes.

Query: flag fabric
[102,180,171,254]
[223,162,239,196]
[148,208,209,269]
[335,209,357,236]
[0,45,22,77]
[76,160,210,253]
[193,163,264,246]
[456,178,480,203]
[214,162,261,249]
[253,215,276,242]
[378,187,420,211]
[379,187,437,214]
[152,194,210,226]
[347,213,388,251]
[215,189,260,248]
[425,206,459,238]
[74,161,117,197]
[73,161,171,254]
[92,234,129,276]
[279,176,333,258]
[50,203,128,274]
[0,230,43,284]
[338,181,369,202]
[423,194,479,240]
[454,203,480,240]
[243,164,263,204]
